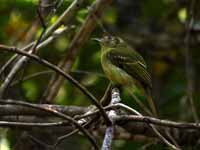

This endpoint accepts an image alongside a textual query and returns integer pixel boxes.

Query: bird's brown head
[93,35,121,48]
[100,35,121,48]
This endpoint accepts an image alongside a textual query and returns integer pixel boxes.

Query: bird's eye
[107,36,112,40]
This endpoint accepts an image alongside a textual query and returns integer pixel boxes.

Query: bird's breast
[101,53,133,86]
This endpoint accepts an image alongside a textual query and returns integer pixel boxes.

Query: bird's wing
[106,49,152,88]
[123,61,152,88]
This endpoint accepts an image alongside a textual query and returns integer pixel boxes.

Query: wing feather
[106,49,152,88]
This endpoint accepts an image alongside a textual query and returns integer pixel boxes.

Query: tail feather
[146,88,158,117]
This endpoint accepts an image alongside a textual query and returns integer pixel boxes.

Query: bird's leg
[111,84,122,92]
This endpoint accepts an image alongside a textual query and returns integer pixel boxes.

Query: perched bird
[97,35,157,116]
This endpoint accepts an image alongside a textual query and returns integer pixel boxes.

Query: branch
[0,0,84,97]
[101,88,121,150]
[118,105,178,149]
[0,45,110,126]
[0,99,99,150]
[44,0,84,39]
[0,26,73,98]
[114,115,200,130]
[0,121,68,128]
[0,99,200,146]
[43,0,112,104]
[0,103,86,116]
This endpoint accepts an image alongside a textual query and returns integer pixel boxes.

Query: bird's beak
[91,38,101,42]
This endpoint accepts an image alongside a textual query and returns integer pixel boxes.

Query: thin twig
[11,70,105,87]
[53,119,93,148]
[0,55,17,77]
[100,82,112,106]
[113,107,178,150]
[0,121,68,128]
[44,0,84,39]
[1,104,200,132]
[75,103,200,130]
[28,134,51,150]
[101,89,178,150]
[0,100,86,116]
[0,0,59,98]
[11,71,53,86]
[19,0,83,53]
[32,6,47,54]
[114,114,200,130]
[0,99,200,131]
[115,103,180,148]
[2,0,80,73]
[0,45,110,125]
[0,26,71,98]
[43,0,113,105]
[30,0,63,54]
[0,0,82,96]
[0,99,99,150]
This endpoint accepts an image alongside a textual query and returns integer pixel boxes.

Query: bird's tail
[127,87,153,116]
[146,88,158,117]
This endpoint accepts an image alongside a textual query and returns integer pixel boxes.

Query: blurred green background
[0,0,200,149]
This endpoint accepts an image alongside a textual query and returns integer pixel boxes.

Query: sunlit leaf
[50,15,58,25]
[0,138,10,150]
[178,8,187,23]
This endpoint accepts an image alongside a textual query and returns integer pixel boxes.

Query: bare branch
[0,99,99,150]
[101,88,121,150]
[0,121,67,128]
[0,26,72,98]
[0,103,86,116]
[43,0,112,104]
[0,0,83,96]
[0,45,110,126]
[114,115,200,130]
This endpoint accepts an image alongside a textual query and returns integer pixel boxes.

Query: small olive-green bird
[98,35,157,116]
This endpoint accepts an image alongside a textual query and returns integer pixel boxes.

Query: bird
[97,35,157,116]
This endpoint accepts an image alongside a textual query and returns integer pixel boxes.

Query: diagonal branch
[0,45,110,125]
[0,99,99,150]
[43,0,113,104]
[0,26,72,98]
[0,0,84,97]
